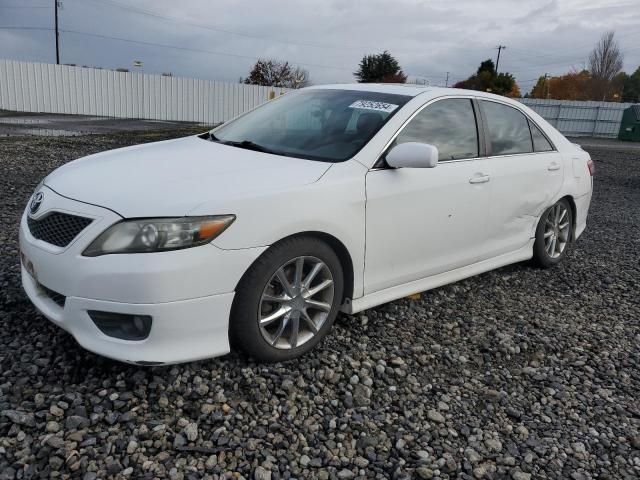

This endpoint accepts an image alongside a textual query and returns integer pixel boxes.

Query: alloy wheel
[258,256,335,349]
[544,203,570,259]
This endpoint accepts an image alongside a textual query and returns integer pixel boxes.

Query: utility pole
[544,73,550,99]
[54,0,60,64]
[495,45,506,73]
[445,72,449,87]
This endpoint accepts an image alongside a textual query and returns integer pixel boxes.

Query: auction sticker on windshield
[348,100,399,113]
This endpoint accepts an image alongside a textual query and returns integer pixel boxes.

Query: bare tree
[244,59,310,89]
[290,66,310,88]
[588,31,624,100]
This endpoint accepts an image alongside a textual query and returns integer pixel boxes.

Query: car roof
[305,83,517,103]
[307,83,434,96]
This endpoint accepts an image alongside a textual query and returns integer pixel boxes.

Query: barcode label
[348,100,399,113]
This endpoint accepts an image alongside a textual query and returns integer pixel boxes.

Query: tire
[532,198,573,268]
[230,236,344,362]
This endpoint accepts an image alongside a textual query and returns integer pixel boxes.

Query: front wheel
[532,198,573,268]
[230,236,344,362]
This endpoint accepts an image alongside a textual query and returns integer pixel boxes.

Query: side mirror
[385,142,438,169]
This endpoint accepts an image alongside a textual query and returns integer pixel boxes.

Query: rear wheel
[230,236,344,362]
[532,198,573,268]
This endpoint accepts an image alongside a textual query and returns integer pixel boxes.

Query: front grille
[27,212,92,247]
[40,285,66,308]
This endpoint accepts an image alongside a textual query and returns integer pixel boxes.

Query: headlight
[82,215,235,256]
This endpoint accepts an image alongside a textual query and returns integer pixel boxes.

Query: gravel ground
[0,132,639,480]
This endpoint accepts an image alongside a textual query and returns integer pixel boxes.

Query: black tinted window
[481,101,533,155]
[529,119,554,152]
[393,98,478,161]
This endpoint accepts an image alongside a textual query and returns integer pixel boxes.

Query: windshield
[210,89,411,162]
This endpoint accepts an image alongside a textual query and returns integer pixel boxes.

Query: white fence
[519,98,634,138]
[1,59,636,137]
[0,59,286,124]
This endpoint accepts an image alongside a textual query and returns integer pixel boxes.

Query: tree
[453,59,520,97]
[244,59,310,88]
[506,82,521,98]
[530,70,592,100]
[354,51,407,83]
[621,67,640,103]
[588,31,624,101]
[290,66,310,89]
[529,76,548,99]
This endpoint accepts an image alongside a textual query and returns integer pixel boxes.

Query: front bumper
[22,266,234,364]
[19,187,266,364]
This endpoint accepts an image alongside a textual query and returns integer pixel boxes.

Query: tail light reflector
[587,159,595,176]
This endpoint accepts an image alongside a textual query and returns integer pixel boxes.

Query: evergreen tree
[354,51,407,83]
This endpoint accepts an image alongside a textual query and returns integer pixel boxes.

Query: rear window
[529,119,554,152]
[481,100,533,155]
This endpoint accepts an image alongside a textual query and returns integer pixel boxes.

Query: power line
[60,29,354,71]
[75,0,375,52]
[0,26,54,31]
[505,30,640,64]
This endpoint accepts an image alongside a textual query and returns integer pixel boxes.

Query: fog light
[88,311,152,340]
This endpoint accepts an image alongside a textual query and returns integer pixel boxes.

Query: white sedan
[19,84,593,365]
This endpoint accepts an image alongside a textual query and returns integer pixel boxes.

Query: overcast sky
[1,0,639,93]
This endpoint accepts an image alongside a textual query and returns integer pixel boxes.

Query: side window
[392,98,479,161]
[481,101,533,155]
[529,119,554,152]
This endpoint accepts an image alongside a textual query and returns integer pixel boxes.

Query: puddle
[0,128,87,137]
[0,118,51,125]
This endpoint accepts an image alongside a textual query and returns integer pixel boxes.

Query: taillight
[587,159,595,176]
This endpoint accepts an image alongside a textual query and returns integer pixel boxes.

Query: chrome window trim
[372,94,558,169]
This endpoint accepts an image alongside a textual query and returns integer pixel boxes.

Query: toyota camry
[19,84,593,364]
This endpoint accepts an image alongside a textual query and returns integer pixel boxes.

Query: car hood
[44,136,332,217]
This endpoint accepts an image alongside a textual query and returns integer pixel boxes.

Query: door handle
[547,162,561,171]
[469,174,491,184]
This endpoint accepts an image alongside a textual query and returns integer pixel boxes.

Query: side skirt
[341,240,534,314]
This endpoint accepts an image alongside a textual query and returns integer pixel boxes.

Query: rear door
[477,100,563,260]
[364,98,492,294]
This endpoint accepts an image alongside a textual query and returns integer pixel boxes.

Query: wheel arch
[558,194,577,241]
[234,231,355,304]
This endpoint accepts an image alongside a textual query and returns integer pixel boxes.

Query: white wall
[519,98,635,138]
[1,59,635,137]
[0,59,286,124]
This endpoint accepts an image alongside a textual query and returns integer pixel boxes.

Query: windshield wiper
[222,139,281,155]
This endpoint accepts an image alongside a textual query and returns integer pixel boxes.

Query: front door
[364,98,491,295]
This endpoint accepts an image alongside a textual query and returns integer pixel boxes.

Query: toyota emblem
[29,191,44,215]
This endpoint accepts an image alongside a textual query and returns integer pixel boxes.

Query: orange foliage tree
[530,71,592,100]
